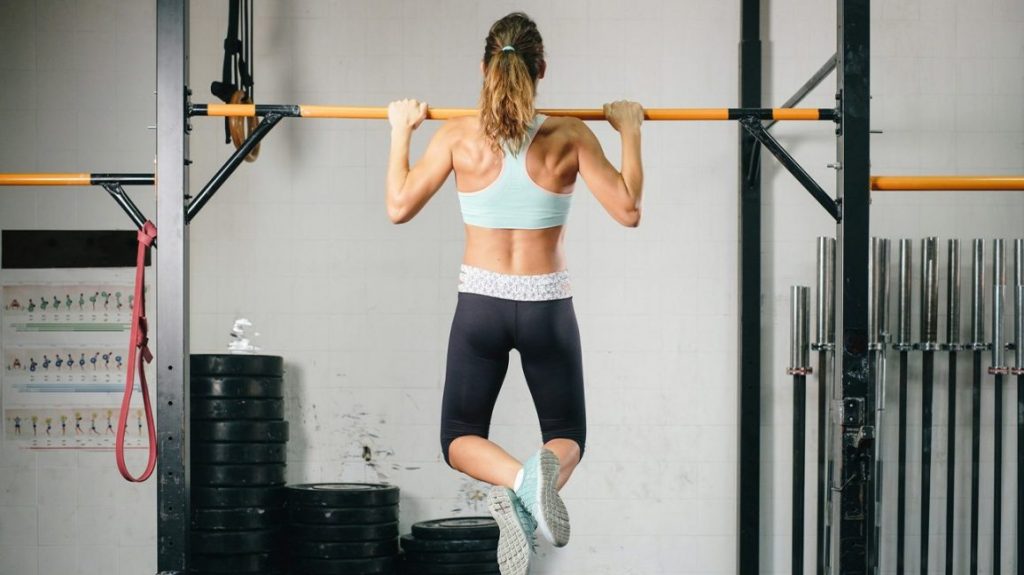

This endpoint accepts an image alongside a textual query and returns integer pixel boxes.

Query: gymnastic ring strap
[115,221,158,482]
[228,90,260,163]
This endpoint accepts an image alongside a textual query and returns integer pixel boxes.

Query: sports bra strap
[512,114,547,156]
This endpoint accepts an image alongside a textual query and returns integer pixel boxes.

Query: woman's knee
[441,432,487,469]
[543,432,586,462]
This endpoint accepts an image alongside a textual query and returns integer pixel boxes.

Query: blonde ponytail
[479,13,545,154]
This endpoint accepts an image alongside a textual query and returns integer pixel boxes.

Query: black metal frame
[834,0,874,572]
[155,0,876,572]
[737,0,761,571]
[737,1,872,572]
[100,183,150,231]
[740,118,841,221]
[185,113,283,223]
[156,0,190,572]
[766,54,838,131]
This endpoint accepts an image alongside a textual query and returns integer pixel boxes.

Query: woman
[386,12,643,575]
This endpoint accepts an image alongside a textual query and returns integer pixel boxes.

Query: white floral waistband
[458,265,572,301]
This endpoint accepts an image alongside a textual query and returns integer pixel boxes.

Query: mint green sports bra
[457,115,574,229]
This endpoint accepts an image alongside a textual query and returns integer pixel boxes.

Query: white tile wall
[0,0,1021,573]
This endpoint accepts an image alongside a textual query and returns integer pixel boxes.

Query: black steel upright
[737,0,762,571]
[156,0,190,573]
[834,0,875,572]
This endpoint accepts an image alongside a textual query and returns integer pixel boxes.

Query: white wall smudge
[450,477,489,514]
[340,407,395,482]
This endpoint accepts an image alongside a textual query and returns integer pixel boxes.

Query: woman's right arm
[574,100,644,227]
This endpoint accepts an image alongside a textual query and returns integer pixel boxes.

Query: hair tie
[501,45,515,52]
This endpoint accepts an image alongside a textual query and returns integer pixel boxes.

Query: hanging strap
[211,0,255,146]
[115,221,158,482]
[211,0,242,103]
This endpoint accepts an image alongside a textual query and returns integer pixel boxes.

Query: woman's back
[448,115,580,275]
[450,115,579,196]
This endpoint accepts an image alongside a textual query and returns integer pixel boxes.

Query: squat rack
[1,0,1023,573]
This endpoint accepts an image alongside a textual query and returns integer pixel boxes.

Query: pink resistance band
[115,221,158,482]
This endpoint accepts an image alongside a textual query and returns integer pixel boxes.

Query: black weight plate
[191,377,284,399]
[192,486,286,509]
[192,507,285,531]
[399,534,497,554]
[192,442,287,464]
[403,550,497,564]
[411,518,498,541]
[290,538,399,559]
[288,505,399,525]
[191,398,284,420]
[191,529,279,554]
[191,421,289,443]
[401,561,498,574]
[192,464,287,487]
[191,354,284,377]
[290,556,397,575]
[191,552,274,573]
[288,522,398,542]
[188,568,282,572]
[286,483,400,508]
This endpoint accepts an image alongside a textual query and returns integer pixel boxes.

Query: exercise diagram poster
[1,268,150,449]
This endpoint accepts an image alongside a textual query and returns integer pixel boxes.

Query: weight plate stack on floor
[400,517,500,575]
[285,483,401,574]
[190,354,287,575]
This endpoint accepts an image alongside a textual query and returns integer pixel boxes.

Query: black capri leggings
[440,292,586,466]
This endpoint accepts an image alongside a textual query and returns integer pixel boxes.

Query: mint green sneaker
[515,448,570,547]
[488,486,535,575]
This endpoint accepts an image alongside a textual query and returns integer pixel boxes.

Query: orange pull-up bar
[0,173,154,186]
[191,103,837,122]
[0,173,92,185]
[2,174,1023,192]
[871,176,1024,191]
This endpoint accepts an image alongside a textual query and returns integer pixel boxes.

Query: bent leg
[440,293,516,475]
[544,438,581,490]
[448,435,522,488]
[517,298,588,490]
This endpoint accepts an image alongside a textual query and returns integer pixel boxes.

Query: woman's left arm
[386,99,455,224]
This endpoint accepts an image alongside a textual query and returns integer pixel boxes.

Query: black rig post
[738,0,762,571]
[156,0,190,573]
[834,0,875,573]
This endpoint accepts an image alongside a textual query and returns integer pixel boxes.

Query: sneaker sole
[488,487,530,575]
[533,450,570,547]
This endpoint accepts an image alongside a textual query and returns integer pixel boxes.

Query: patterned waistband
[458,265,572,301]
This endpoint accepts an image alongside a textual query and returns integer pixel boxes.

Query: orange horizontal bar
[206,103,257,117]
[0,173,91,186]
[871,176,1024,191]
[201,104,827,121]
[771,108,821,121]
[299,106,736,121]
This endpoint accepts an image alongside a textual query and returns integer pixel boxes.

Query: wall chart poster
[1,268,151,449]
